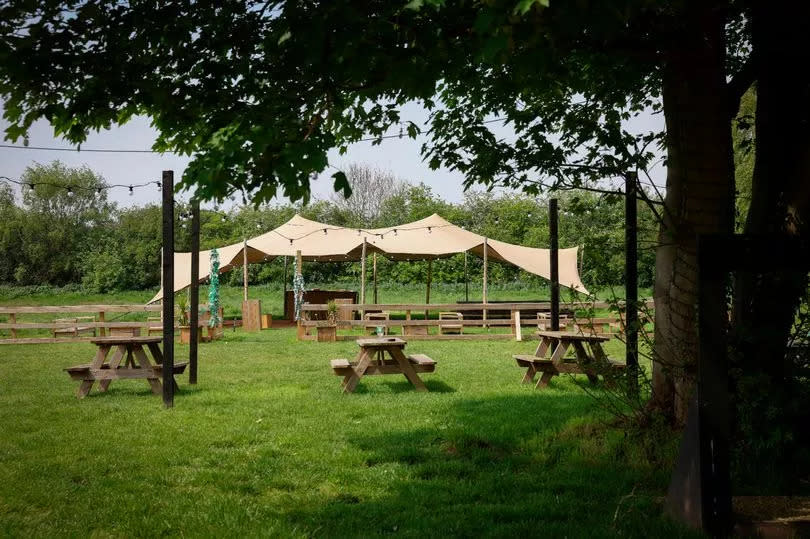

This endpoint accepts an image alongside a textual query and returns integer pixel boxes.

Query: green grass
[0,321,696,537]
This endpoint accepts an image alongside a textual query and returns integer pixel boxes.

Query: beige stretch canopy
[148,213,588,303]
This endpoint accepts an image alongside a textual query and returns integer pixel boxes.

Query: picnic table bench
[64,336,186,398]
[513,330,625,389]
[331,337,435,393]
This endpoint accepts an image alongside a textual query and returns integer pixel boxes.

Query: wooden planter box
[179,326,202,344]
[316,325,337,342]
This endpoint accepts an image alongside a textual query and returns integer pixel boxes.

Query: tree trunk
[652,0,735,424]
[732,2,810,380]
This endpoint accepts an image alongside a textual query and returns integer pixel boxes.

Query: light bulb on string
[393,229,398,236]
[427,227,432,233]
[156,181,162,192]
[323,228,328,235]
[128,185,134,196]
[66,186,74,197]
[27,183,35,192]
[289,239,293,245]
[96,187,103,197]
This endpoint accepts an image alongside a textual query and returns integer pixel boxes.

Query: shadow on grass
[279,392,694,538]
[381,379,456,393]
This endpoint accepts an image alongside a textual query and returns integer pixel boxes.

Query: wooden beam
[464,251,469,302]
[360,238,367,315]
[189,199,200,385]
[373,253,378,304]
[0,305,163,314]
[161,170,175,409]
[242,238,248,302]
[549,198,560,331]
[425,259,432,320]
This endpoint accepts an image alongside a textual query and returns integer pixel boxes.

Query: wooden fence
[297,300,655,342]
[0,304,223,345]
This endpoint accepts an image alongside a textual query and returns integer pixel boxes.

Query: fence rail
[297,300,655,341]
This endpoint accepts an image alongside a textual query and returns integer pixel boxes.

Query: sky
[0,101,666,210]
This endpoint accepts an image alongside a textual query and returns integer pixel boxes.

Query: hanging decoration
[293,257,306,322]
[208,249,221,327]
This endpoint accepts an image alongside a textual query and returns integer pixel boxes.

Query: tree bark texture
[653,0,735,424]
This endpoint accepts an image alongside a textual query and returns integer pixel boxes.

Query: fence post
[10,313,16,339]
[189,199,200,385]
[98,311,105,337]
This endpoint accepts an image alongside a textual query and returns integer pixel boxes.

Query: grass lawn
[0,323,697,538]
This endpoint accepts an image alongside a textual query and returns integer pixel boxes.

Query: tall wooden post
[161,170,175,408]
[425,259,432,320]
[242,238,249,301]
[282,255,288,319]
[483,238,488,324]
[360,238,367,314]
[373,253,378,304]
[549,198,560,331]
[464,251,469,302]
[189,199,200,385]
[625,173,639,396]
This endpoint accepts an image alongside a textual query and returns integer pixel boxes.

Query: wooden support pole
[360,239,367,315]
[483,239,488,325]
[625,173,639,396]
[189,199,200,385]
[425,259,432,320]
[97,311,105,338]
[373,253,378,304]
[549,198,560,331]
[282,255,288,320]
[464,251,469,302]
[242,238,249,302]
[9,313,16,339]
[161,170,175,408]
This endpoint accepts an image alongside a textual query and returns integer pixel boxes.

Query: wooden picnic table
[513,330,625,389]
[330,337,435,394]
[64,336,187,398]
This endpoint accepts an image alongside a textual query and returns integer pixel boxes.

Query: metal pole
[161,170,175,408]
[189,199,200,385]
[625,173,639,396]
[483,239,488,324]
[550,198,559,331]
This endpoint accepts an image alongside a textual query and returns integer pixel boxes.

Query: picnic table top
[535,330,610,342]
[356,337,406,347]
[90,336,162,346]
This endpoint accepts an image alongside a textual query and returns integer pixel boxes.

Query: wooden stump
[242,300,262,332]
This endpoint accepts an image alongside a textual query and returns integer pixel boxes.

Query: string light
[96,187,103,196]
[128,185,134,196]
[393,229,398,236]
[323,228,327,235]
[157,181,162,192]
[428,227,432,233]
[66,187,74,197]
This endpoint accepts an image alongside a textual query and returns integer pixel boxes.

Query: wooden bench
[64,361,188,380]
[364,312,390,335]
[438,312,463,335]
[146,316,162,336]
[330,354,436,376]
[53,316,96,337]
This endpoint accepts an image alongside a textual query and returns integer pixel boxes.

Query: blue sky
[0,101,665,209]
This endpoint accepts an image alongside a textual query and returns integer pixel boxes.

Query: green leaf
[332,171,352,198]
[278,31,291,45]
[513,0,549,16]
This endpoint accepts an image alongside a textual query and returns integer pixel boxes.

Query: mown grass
[0,320,697,537]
